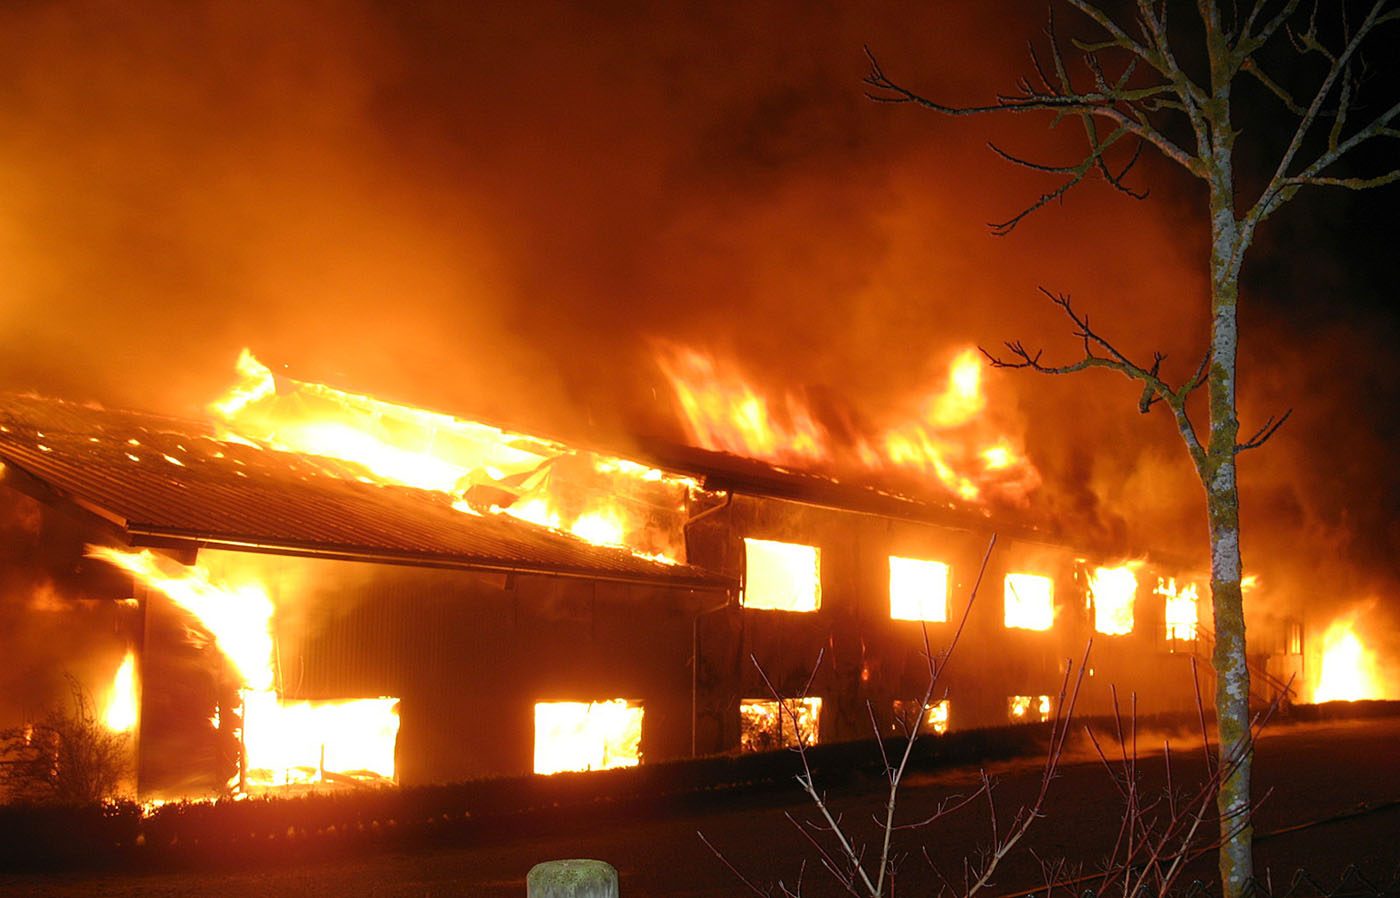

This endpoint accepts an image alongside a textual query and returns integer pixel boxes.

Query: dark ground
[0,715,1396,897]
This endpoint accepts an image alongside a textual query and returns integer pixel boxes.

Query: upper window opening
[1004,573,1053,630]
[889,556,949,622]
[743,538,820,612]
[1089,564,1137,635]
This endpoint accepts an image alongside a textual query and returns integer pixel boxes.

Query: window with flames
[743,538,821,612]
[892,698,949,735]
[533,699,643,775]
[1088,564,1138,636]
[1156,577,1200,643]
[739,697,822,752]
[889,556,949,622]
[1004,573,1054,631]
[1008,694,1052,723]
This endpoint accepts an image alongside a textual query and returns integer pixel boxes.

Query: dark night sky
[0,2,1395,642]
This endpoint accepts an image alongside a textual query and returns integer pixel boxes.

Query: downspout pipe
[686,490,737,757]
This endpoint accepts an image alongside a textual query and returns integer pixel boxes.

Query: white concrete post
[526,859,619,897]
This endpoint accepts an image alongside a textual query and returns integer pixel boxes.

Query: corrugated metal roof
[0,394,729,589]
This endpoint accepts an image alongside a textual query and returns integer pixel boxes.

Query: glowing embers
[89,547,399,791]
[739,697,822,752]
[1004,573,1053,631]
[1089,564,1138,635]
[889,556,949,622]
[892,698,949,735]
[743,539,820,612]
[102,650,138,732]
[1313,617,1382,702]
[1008,695,1052,723]
[533,700,643,774]
[1156,578,1200,642]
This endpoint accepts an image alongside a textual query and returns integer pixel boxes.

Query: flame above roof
[0,393,729,590]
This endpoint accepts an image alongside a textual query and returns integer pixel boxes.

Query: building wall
[688,494,1214,753]
[206,551,722,786]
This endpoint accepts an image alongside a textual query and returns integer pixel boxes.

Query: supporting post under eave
[526,859,618,898]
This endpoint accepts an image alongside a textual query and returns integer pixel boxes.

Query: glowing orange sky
[0,1,1395,628]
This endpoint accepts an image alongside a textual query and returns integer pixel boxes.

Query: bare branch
[1236,408,1293,452]
[862,46,1201,178]
[1240,57,1307,114]
[1062,0,1164,76]
[1236,0,1306,59]
[981,288,1212,475]
[699,830,774,897]
[1283,169,1400,190]
[1247,0,1397,227]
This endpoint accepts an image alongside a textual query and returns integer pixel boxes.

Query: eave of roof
[0,394,731,591]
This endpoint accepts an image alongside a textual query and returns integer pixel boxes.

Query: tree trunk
[1208,463,1254,895]
[1206,171,1254,897]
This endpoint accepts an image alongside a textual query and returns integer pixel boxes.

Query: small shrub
[0,676,130,804]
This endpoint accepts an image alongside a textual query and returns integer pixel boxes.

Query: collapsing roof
[0,394,728,589]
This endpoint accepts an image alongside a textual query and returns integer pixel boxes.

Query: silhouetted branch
[1246,1,1400,232]
[981,288,1211,474]
[1237,409,1294,451]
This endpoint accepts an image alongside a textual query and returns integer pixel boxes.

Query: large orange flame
[102,650,139,733]
[533,700,643,775]
[1156,577,1199,641]
[1313,615,1383,702]
[209,350,694,563]
[657,344,1039,504]
[90,546,399,790]
[1004,572,1054,631]
[1089,563,1139,636]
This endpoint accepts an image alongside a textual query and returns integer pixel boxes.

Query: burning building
[0,350,1331,800]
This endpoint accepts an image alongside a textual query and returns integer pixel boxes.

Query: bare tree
[864,3,1399,897]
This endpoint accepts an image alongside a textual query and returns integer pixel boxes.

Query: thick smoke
[0,2,1393,659]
